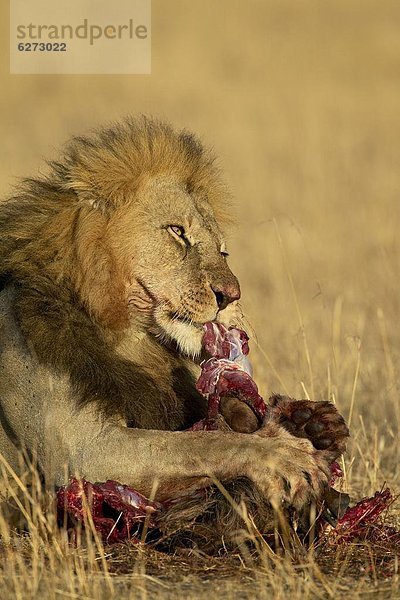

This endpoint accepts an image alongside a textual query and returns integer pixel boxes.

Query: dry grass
[0,474,399,600]
[1,0,400,597]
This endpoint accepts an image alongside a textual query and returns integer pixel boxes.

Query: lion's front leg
[44,398,330,511]
[43,402,333,551]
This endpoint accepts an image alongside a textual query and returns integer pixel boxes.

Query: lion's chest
[114,331,206,430]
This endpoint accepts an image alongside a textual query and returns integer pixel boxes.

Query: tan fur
[0,117,334,549]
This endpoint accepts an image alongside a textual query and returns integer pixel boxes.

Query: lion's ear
[65,180,109,212]
[59,143,141,212]
[63,167,132,212]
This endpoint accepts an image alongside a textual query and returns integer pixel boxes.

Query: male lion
[0,117,348,546]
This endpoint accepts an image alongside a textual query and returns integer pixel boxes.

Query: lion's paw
[250,431,331,511]
[268,395,349,461]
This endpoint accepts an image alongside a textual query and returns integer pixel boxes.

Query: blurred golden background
[1,0,400,490]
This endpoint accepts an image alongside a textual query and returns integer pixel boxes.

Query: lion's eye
[168,225,185,239]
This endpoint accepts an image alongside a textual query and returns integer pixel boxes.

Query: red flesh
[193,322,266,428]
[57,478,161,543]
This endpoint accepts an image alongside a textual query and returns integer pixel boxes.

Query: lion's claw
[253,424,331,510]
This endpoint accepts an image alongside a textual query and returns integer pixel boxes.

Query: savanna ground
[1,0,400,597]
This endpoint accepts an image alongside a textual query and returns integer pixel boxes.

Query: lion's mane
[0,116,230,429]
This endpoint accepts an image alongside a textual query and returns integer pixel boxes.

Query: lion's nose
[212,281,241,311]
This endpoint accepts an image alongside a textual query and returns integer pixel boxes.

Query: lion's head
[0,117,240,357]
[115,175,241,356]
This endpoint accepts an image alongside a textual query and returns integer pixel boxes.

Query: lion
[0,116,348,548]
